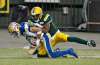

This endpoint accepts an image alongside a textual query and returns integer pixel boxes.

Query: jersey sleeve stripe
[44,14,50,21]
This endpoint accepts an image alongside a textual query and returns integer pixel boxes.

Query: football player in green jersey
[27,6,96,57]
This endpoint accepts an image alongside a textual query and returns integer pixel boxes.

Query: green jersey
[28,13,58,36]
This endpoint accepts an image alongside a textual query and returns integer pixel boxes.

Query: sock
[67,36,88,45]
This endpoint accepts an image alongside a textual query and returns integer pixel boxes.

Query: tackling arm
[42,23,50,33]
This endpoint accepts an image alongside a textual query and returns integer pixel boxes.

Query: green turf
[0,58,100,65]
[0,48,100,65]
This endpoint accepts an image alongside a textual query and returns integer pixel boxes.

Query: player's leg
[43,33,78,58]
[37,33,52,57]
[26,33,50,57]
[67,36,96,47]
[27,41,48,58]
[51,31,69,47]
[38,41,48,56]
[51,31,96,47]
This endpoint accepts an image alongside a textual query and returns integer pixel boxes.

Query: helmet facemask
[32,14,42,21]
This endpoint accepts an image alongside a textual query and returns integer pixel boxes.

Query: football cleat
[87,40,96,47]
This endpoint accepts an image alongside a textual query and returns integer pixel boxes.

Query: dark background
[0,0,100,32]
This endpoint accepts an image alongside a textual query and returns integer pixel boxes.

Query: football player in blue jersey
[8,22,78,58]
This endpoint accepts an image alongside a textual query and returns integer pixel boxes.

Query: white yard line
[0,55,100,59]
[79,56,100,58]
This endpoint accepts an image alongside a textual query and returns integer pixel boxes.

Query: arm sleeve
[43,14,53,25]
[42,15,52,32]
[28,19,34,26]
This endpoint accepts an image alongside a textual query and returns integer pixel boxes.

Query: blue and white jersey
[19,22,37,37]
[20,22,29,35]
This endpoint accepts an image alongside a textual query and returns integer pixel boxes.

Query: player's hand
[42,24,50,33]
[37,31,42,38]
[30,26,42,32]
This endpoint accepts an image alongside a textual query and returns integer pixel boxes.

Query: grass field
[0,48,100,65]
[0,28,100,65]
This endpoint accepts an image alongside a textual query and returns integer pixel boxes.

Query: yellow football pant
[38,31,69,55]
